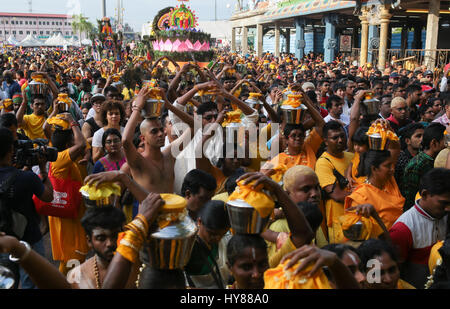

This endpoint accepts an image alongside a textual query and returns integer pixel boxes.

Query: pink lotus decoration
[200,42,210,51]
[185,39,194,51]
[163,39,172,51]
[193,40,202,51]
[172,39,182,52]
[151,39,210,52]
[178,41,188,52]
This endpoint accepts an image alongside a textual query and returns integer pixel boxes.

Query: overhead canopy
[45,33,70,46]
[66,36,81,47]
[263,0,355,21]
[20,34,44,47]
[7,35,20,46]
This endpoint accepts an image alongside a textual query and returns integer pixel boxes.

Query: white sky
[0,0,235,32]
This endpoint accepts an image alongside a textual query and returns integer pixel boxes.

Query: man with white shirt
[342,80,356,118]
[433,93,450,128]
[324,95,349,126]
[390,168,450,288]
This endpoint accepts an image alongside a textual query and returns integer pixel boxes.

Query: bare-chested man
[122,87,194,193]
[67,206,126,289]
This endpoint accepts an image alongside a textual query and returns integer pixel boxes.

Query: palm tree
[72,14,96,45]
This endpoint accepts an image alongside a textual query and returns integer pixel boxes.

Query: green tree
[72,14,96,45]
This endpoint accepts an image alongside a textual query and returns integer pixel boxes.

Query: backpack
[0,170,28,239]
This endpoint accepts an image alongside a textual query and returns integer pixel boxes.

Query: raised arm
[102,75,113,96]
[122,87,150,168]
[167,63,191,102]
[40,72,58,98]
[301,89,325,136]
[176,81,216,106]
[159,87,194,129]
[348,90,367,151]
[58,113,86,162]
[261,94,280,123]
[218,88,255,116]
[16,89,28,128]
[0,233,71,289]
[102,193,165,289]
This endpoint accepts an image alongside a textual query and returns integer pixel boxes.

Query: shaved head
[140,117,161,135]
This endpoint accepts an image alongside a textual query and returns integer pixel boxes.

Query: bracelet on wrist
[9,241,31,263]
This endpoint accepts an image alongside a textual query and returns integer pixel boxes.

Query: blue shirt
[2,81,21,99]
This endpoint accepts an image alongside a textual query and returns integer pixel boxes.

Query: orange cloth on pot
[228,180,275,218]
[338,212,384,241]
[282,94,303,108]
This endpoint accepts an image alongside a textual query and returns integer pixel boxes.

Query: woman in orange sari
[262,89,325,172]
[344,150,404,230]
[47,113,89,274]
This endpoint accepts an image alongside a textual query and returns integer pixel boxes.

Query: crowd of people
[0,45,450,290]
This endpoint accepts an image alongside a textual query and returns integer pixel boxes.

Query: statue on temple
[101,17,113,36]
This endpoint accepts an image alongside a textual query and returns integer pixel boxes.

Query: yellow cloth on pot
[366,122,399,150]
[47,115,70,130]
[338,212,384,241]
[282,94,303,108]
[57,93,71,106]
[32,74,47,84]
[158,194,187,229]
[222,109,242,127]
[80,182,121,200]
[228,180,275,218]
[264,259,332,289]
[249,92,262,99]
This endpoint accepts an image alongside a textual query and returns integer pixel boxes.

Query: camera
[14,139,58,168]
